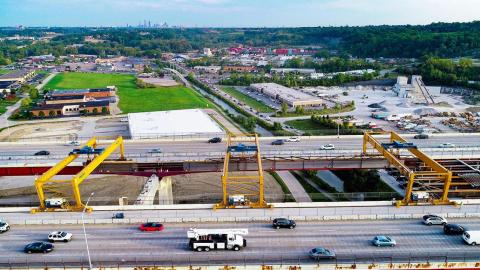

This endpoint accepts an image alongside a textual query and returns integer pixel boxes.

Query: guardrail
[1,251,480,268]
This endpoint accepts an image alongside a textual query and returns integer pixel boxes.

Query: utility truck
[187,228,248,252]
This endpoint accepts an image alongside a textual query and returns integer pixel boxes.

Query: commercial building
[46,87,116,102]
[128,109,224,139]
[193,66,221,73]
[393,75,435,104]
[270,68,316,75]
[0,69,35,84]
[30,100,110,118]
[249,83,324,108]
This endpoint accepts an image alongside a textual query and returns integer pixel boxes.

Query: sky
[1,0,480,27]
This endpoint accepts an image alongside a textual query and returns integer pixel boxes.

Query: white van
[462,230,480,245]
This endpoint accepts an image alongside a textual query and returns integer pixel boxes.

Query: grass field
[284,119,338,135]
[0,97,20,115]
[220,86,274,113]
[44,72,213,113]
[0,69,12,75]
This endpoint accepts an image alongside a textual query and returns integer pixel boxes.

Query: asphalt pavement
[1,219,480,267]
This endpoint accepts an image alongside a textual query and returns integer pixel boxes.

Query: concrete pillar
[158,176,173,205]
[135,174,159,205]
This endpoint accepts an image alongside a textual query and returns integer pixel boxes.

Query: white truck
[187,228,248,252]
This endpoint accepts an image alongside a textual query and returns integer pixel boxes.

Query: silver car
[372,235,396,247]
[309,247,336,260]
[423,214,447,226]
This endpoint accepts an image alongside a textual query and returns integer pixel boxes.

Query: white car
[0,220,10,233]
[285,137,300,142]
[64,141,80,146]
[438,143,455,148]
[423,214,448,226]
[320,144,335,150]
[48,231,73,242]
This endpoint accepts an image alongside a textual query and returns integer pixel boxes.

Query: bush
[101,107,108,114]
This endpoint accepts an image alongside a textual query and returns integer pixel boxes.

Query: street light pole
[337,121,340,139]
[82,192,94,270]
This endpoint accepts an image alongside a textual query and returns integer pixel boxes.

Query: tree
[101,107,108,114]
[143,65,153,73]
[281,102,289,115]
[273,122,282,130]
[29,88,39,99]
[49,111,56,117]
[92,108,99,114]
[38,111,45,118]
[295,106,304,115]
[21,97,32,107]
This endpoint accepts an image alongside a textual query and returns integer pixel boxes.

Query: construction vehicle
[187,228,248,252]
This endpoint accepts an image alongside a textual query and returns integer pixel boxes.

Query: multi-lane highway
[1,219,480,267]
[0,134,479,162]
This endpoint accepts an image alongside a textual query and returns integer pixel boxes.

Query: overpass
[0,133,479,210]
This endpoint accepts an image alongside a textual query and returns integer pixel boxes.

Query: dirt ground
[0,175,147,206]
[0,120,82,141]
[140,77,179,87]
[171,172,285,204]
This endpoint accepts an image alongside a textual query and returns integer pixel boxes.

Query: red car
[139,222,164,231]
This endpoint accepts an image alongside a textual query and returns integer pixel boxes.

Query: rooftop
[0,69,34,80]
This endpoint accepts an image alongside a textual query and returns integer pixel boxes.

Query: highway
[1,219,480,267]
[0,134,479,162]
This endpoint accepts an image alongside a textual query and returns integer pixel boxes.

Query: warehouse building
[45,86,116,102]
[128,109,224,139]
[249,83,324,108]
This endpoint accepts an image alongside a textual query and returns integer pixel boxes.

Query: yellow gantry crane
[32,136,126,213]
[363,131,453,206]
[215,134,269,209]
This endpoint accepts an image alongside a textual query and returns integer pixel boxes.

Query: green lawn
[220,86,274,113]
[0,97,20,115]
[0,69,12,75]
[44,72,213,113]
[285,119,339,136]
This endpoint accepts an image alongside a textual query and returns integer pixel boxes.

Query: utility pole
[82,192,94,270]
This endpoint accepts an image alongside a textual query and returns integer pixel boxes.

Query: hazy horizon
[2,0,480,28]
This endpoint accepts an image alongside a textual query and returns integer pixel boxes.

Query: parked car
[285,137,300,142]
[271,139,285,145]
[414,134,429,139]
[208,137,222,143]
[438,143,455,148]
[444,224,465,235]
[272,218,296,229]
[139,222,164,231]
[320,144,335,150]
[309,247,336,260]
[34,150,50,156]
[423,214,447,226]
[48,231,73,242]
[147,148,162,154]
[0,220,10,233]
[24,242,54,254]
[372,235,396,247]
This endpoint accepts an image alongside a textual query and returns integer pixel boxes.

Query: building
[270,68,316,75]
[222,66,256,73]
[203,48,213,57]
[193,66,221,73]
[44,95,87,105]
[392,75,435,104]
[128,109,224,139]
[30,100,110,118]
[0,69,36,84]
[249,83,324,108]
[46,87,116,101]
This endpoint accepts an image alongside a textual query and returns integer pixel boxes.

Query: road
[1,219,480,267]
[0,134,479,162]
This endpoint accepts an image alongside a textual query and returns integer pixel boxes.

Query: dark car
[139,222,164,231]
[112,212,124,219]
[24,242,54,254]
[208,137,222,143]
[414,134,429,139]
[34,150,50,156]
[271,139,284,145]
[273,218,296,229]
[444,224,465,235]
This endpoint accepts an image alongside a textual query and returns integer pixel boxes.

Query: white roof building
[128,109,224,139]
[249,83,323,108]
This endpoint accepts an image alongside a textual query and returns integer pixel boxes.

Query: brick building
[30,100,110,118]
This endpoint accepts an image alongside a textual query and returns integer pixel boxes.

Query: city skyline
[2,0,480,27]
